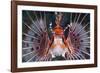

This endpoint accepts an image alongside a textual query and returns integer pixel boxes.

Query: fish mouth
[49,47,68,59]
[52,55,66,61]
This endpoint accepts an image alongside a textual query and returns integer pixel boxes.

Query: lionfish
[22,11,90,62]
